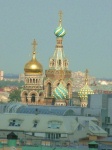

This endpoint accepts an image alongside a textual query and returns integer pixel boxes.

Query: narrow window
[33,120,38,127]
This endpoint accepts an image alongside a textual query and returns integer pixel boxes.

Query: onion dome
[78,84,94,99]
[24,39,43,74]
[53,82,68,100]
[54,11,66,37]
[78,69,94,99]
[54,25,66,37]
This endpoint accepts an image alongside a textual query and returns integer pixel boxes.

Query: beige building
[21,39,44,105]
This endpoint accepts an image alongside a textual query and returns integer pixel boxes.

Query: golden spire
[59,10,63,25]
[32,39,37,52]
[85,69,89,85]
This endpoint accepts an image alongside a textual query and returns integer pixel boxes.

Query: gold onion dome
[78,69,94,99]
[78,84,94,99]
[24,39,43,74]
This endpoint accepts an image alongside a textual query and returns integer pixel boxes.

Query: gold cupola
[24,39,43,74]
[78,69,94,100]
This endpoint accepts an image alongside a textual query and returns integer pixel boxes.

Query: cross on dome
[85,69,89,85]
[32,39,37,52]
[59,10,63,25]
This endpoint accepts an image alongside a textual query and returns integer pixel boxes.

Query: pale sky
[0,0,112,78]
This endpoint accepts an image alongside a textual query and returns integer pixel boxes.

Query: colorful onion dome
[54,25,66,37]
[53,82,68,100]
[78,84,94,100]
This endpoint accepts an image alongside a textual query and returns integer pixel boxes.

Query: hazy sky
[0,0,112,78]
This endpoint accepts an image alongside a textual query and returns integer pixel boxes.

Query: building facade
[21,40,44,105]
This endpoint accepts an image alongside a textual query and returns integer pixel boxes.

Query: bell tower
[44,11,72,104]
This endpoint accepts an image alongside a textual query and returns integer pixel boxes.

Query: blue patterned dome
[54,24,66,37]
[53,82,68,100]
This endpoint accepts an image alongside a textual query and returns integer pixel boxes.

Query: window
[47,83,51,97]
[105,117,110,124]
[9,119,22,127]
[95,126,100,131]
[89,126,95,131]
[48,121,61,129]
[46,133,61,139]
[87,114,91,117]
[78,125,83,131]
[85,120,89,126]
[31,94,36,102]
[105,128,110,135]
[82,120,89,126]
[59,60,61,66]
[33,120,38,128]
[25,93,28,102]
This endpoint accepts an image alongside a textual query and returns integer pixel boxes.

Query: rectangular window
[9,119,21,127]
[95,126,100,131]
[89,126,95,131]
[46,133,61,139]
[33,120,38,128]
[105,128,110,135]
[105,117,110,123]
[78,125,83,131]
[48,121,61,129]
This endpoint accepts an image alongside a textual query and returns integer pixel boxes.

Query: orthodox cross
[85,69,89,85]
[32,39,37,52]
[59,10,63,25]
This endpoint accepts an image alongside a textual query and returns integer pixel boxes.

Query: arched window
[67,83,71,98]
[47,83,51,97]
[52,59,54,66]
[31,94,35,102]
[33,79,35,83]
[25,93,28,102]
[57,83,59,86]
[59,59,61,66]
[30,78,32,83]
[39,92,43,97]
[67,83,70,91]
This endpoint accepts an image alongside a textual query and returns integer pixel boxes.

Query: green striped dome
[54,25,66,37]
[53,82,68,100]
[78,84,94,99]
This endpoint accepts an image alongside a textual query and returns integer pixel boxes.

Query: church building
[21,11,72,106]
